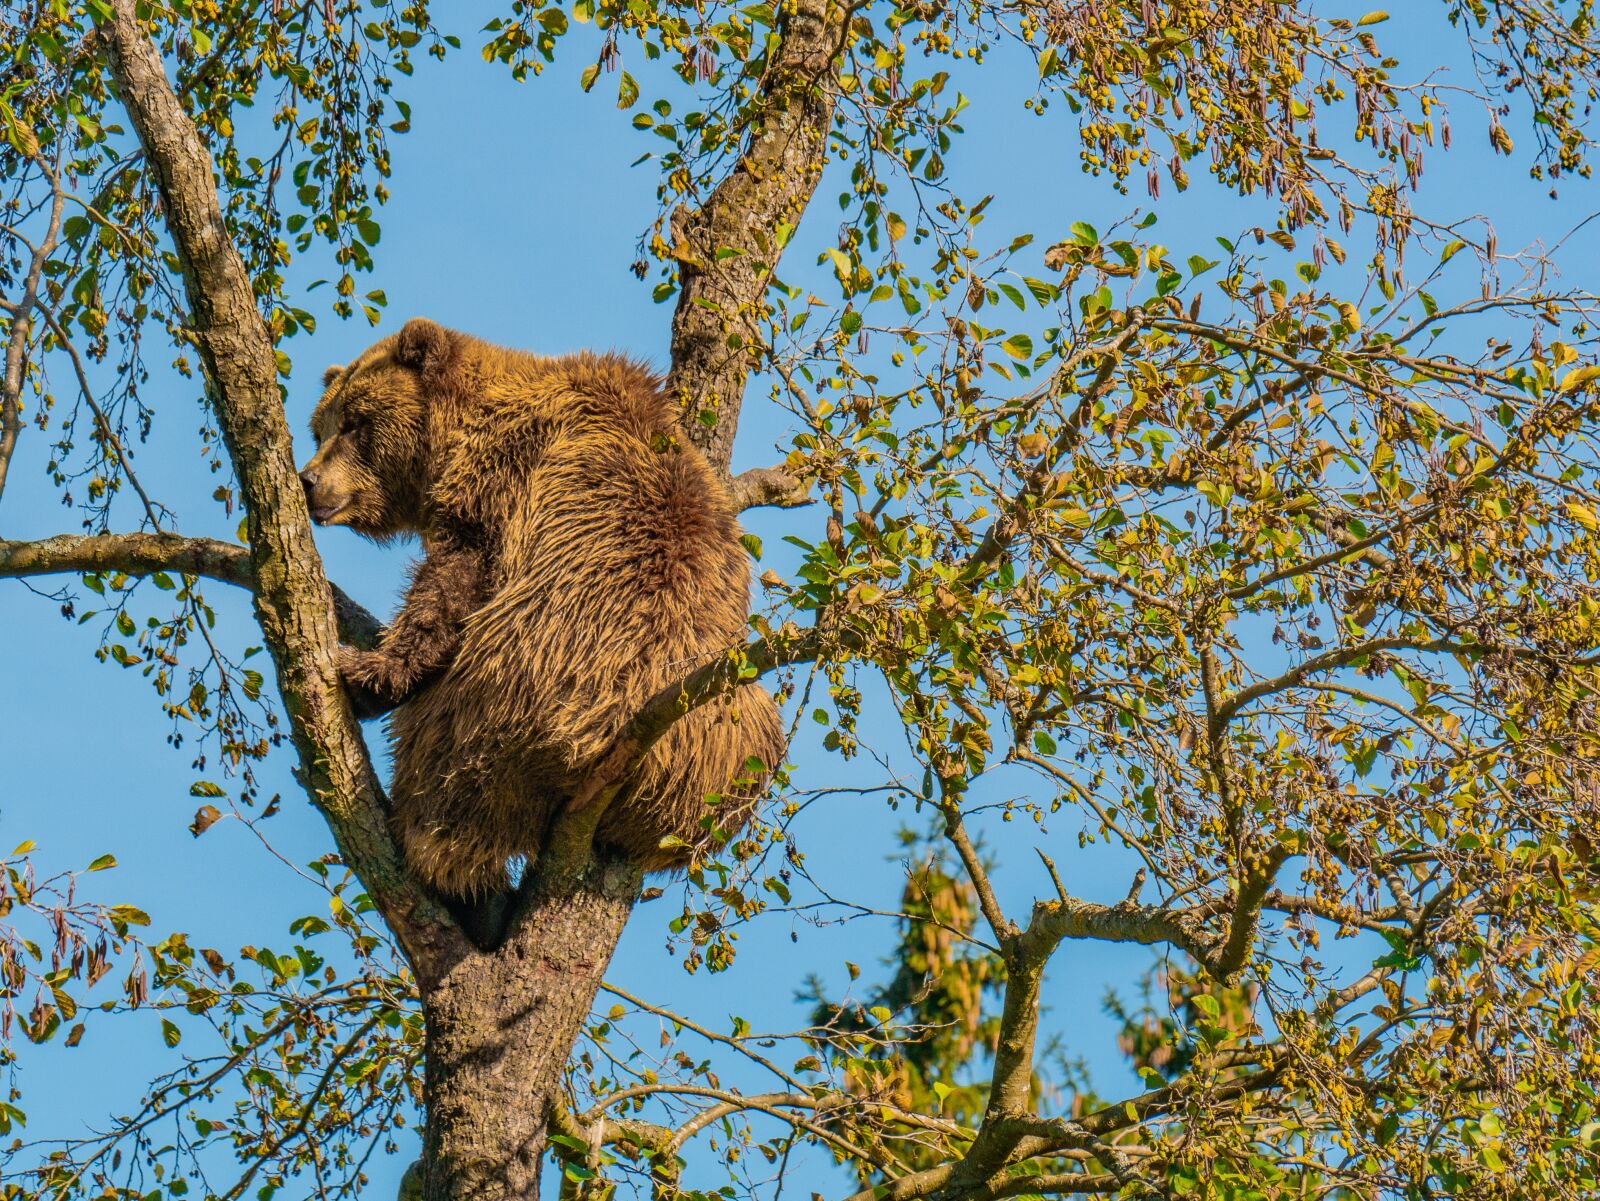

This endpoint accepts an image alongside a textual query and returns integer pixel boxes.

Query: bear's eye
[340,413,366,436]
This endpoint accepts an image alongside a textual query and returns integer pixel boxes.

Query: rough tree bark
[421,862,643,1200]
[99,0,458,968]
[87,0,848,1196]
[666,0,842,495]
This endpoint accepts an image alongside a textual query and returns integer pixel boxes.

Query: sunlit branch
[578,1084,896,1169]
[962,315,1148,578]
[1209,845,1293,984]
[732,462,813,511]
[1217,637,1465,725]
[0,532,383,647]
[1262,891,1402,936]
[597,981,808,1091]
[1303,681,1469,755]
[1222,503,1440,601]
[939,795,1015,943]
[1020,892,1217,965]
[1012,749,1168,881]
[0,151,65,504]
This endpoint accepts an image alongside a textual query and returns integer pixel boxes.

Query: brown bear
[297,317,785,900]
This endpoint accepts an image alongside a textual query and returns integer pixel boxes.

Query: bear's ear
[321,364,345,389]
[395,318,454,375]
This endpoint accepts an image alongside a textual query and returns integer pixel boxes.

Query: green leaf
[161,1018,182,1047]
[1001,333,1033,360]
[1023,277,1057,304]
[617,71,640,109]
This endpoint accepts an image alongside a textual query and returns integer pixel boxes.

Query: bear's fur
[298,318,785,897]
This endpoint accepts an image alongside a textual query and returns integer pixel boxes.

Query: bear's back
[429,346,680,535]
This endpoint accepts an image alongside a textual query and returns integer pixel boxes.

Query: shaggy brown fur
[298,318,785,897]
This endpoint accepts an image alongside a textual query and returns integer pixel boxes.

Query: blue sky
[3,5,1600,1197]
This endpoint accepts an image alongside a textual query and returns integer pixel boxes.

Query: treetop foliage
[4,0,1600,1197]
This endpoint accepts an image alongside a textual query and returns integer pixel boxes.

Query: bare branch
[0,532,382,648]
[598,981,808,1091]
[732,463,813,511]
[0,152,66,505]
[1217,637,1462,725]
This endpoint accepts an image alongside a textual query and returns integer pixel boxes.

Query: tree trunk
[665,0,842,474]
[419,862,642,1201]
[101,2,844,1194]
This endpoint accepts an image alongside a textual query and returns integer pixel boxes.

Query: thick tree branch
[0,530,251,585]
[102,0,462,974]
[565,624,844,816]
[665,0,847,474]
[1020,894,1219,966]
[732,463,812,511]
[931,868,1216,1197]
[0,532,382,648]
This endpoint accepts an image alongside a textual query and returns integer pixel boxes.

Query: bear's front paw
[338,646,410,719]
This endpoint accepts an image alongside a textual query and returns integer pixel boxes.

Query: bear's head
[298,318,456,538]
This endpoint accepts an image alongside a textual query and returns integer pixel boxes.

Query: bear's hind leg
[392,793,515,900]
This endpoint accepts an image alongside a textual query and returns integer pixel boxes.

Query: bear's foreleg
[339,536,489,718]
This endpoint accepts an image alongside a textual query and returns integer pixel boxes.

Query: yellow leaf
[1558,364,1600,393]
[1566,501,1600,532]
